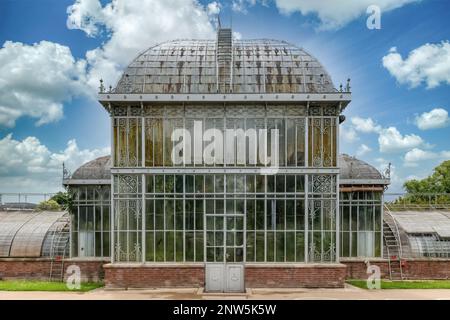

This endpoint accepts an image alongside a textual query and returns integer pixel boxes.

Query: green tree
[390,160,450,209]
[50,191,72,211]
[404,160,450,193]
[36,199,61,211]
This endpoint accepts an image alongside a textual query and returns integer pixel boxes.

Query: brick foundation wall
[3,258,450,287]
[0,258,107,282]
[103,263,205,288]
[245,263,347,288]
[342,258,450,280]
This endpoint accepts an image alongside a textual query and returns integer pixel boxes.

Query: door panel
[205,264,224,292]
[79,231,95,257]
[226,264,244,292]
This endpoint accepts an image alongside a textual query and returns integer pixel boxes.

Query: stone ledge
[103,263,204,268]
[246,263,346,268]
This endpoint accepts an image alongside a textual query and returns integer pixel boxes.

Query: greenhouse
[0,210,69,258]
[61,27,407,291]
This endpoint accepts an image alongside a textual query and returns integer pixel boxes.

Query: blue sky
[0,0,449,193]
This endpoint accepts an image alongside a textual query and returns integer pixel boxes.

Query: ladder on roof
[216,28,233,93]
[49,217,70,282]
[383,206,404,280]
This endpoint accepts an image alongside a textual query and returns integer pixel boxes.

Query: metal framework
[109,102,340,264]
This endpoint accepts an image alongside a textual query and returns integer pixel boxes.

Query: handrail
[384,205,403,259]
[383,228,392,279]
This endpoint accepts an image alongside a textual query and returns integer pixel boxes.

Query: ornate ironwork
[312,175,333,194]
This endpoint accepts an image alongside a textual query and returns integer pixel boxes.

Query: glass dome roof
[339,154,384,180]
[114,38,336,94]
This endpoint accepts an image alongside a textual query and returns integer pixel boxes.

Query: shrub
[36,199,61,211]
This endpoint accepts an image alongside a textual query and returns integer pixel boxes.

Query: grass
[0,280,103,292]
[347,279,450,289]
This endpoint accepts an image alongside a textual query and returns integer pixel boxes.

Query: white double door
[204,210,245,292]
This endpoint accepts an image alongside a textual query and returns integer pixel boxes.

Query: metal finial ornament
[339,83,343,92]
[99,79,105,93]
[346,78,351,92]
[62,162,69,179]
[109,85,113,93]
[383,162,391,179]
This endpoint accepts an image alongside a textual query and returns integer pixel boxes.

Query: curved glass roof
[114,39,336,94]
[71,155,111,180]
[339,154,384,181]
[0,211,68,257]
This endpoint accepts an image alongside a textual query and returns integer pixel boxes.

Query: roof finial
[99,79,105,93]
[346,78,351,92]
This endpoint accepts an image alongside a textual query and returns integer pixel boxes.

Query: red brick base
[103,263,205,288]
[3,258,450,287]
[245,263,347,288]
[342,258,450,280]
[103,263,347,288]
[0,258,107,282]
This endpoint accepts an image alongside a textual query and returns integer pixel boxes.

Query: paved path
[1,285,450,300]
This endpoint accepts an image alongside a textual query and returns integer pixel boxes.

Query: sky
[0,0,449,194]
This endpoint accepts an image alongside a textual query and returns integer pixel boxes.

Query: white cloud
[207,1,221,15]
[404,148,436,166]
[382,41,450,88]
[272,0,420,30]
[351,116,382,133]
[67,0,216,90]
[404,147,450,167]
[378,126,424,153]
[0,134,109,193]
[233,31,243,40]
[0,40,89,128]
[356,144,372,157]
[66,0,104,37]
[415,108,450,130]
[340,125,359,143]
[232,0,256,14]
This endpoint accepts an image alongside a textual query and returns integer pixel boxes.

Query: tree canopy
[404,160,450,193]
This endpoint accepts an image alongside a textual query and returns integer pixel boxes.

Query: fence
[385,193,450,211]
[0,193,57,210]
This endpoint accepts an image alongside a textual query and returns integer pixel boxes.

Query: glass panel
[295,232,305,262]
[195,175,204,194]
[286,175,295,192]
[246,175,255,193]
[286,119,295,166]
[255,231,265,261]
[145,232,154,261]
[296,119,305,166]
[276,200,285,230]
[276,232,285,262]
[185,232,195,261]
[155,200,164,230]
[155,231,164,261]
[164,119,174,166]
[246,232,255,261]
[166,231,175,261]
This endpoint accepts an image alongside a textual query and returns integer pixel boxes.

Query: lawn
[347,279,450,289]
[0,280,103,292]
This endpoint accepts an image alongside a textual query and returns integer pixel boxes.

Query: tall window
[308,118,337,167]
[113,118,142,167]
[69,185,110,258]
[339,191,382,258]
